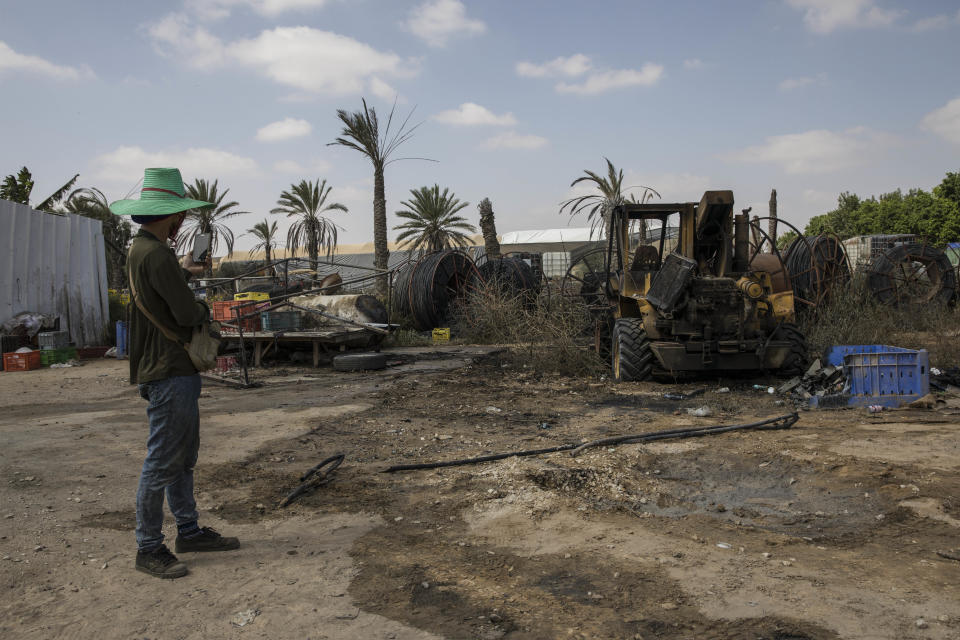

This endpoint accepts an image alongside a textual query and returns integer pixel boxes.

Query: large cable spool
[784,234,850,308]
[391,260,415,317]
[477,257,540,297]
[867,242,957,306]
[408,250,481,330]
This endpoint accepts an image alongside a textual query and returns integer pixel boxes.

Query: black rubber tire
[611,318,653,382]
[775,322,809,377]
[332,352,387,372]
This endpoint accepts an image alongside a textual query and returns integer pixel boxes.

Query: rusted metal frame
[748,216,822,309]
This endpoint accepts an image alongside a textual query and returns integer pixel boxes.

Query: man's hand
[180,253,212,277]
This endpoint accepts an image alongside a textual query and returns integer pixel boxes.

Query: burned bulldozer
[604,191,808,381]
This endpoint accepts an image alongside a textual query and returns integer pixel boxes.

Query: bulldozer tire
[612,318,653,382]
[775,322,809,376]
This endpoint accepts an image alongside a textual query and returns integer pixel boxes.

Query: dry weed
[800,277,960,367]
[452,279,606,377]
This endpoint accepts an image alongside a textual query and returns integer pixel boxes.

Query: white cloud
[149,19,415,95]
[683,58,703,70]
[0,41,93,81]
[91,146,257,184]
[404,0,486,48]
[273,158,332,174]
[555,64,664,95]
[515,54,592,78]
[910,15,951,32]
[369,77,398,101]
[724,127,893,174]
[256,117,312,142]
[779,73,825,91]
[910,11,960,32]
[785,0,900,34]
[921,97,960,144]
[185,0,333,20]
[481,131,548,150]
[147,13,225,69]
[230,27,410,94]
[433,103,516,126]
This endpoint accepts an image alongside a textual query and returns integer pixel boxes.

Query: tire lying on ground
[332,352,387,371]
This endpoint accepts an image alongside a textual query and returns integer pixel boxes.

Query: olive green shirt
[127,230,209,385]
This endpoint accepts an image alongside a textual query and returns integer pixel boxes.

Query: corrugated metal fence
[1,199,110,346]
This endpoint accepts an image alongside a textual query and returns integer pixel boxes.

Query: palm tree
[560,158,658,239]
[394,185,476,254]
[64,187,133,288]
[477,197,501,260]
[2,166,79,212]
[271,179,347,273]
[182,179,248,276]
[245,218,281,268]
[329,98,431,295]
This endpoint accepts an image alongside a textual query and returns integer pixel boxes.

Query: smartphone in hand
[192,233,212,264]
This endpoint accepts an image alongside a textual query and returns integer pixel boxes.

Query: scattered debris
[664,388,706,401]
[231,609,260,627]
[907,394,939,410]
[686,407,712,417]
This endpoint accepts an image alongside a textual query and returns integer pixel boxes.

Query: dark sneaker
[135,545,188,579]
[175,527,240,553]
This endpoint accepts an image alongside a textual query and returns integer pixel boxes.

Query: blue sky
[3,0,960,253]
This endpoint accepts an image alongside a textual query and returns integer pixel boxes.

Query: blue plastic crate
[261,311,301,333]
[818,344,928,408]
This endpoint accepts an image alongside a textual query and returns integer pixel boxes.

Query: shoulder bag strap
[128,266,186,346]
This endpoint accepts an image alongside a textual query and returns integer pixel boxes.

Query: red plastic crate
[3,351,42,372]
[215,355,238,373]
[211,301,262,332]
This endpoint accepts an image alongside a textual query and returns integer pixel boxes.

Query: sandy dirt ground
[1,347,959,639]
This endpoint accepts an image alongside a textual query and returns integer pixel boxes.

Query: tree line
[2,99,497,294]
[801,171,960,246]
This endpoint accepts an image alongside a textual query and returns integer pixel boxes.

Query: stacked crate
[211,301,262,332]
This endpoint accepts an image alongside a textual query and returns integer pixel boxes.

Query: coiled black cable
[784,235,850,306]
[407,250,480,330]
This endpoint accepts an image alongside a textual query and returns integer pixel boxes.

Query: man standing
[111,168,239,579]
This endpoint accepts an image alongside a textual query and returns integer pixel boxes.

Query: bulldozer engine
[606,191,809,381]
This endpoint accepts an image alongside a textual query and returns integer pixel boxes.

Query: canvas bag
[128,268,221,372]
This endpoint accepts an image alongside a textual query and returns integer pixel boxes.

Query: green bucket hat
[109,168,213,217]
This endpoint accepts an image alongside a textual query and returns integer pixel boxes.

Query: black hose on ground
[381,413,799,472]
[278,453,345,508]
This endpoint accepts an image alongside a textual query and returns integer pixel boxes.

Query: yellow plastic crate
[234,291,270,301]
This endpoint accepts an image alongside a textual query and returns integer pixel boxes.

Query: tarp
[0,199,109,346]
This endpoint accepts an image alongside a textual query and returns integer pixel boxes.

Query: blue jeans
[135,374,202,551]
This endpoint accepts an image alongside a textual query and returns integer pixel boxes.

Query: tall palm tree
[329,98,431,295]
[245,218,280,267]
[560,158,658,239]
[1,166,79,212]
[394,185,476,254]
[271,179,347,273]
[64,187,133,288]
[181,179,248,276]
